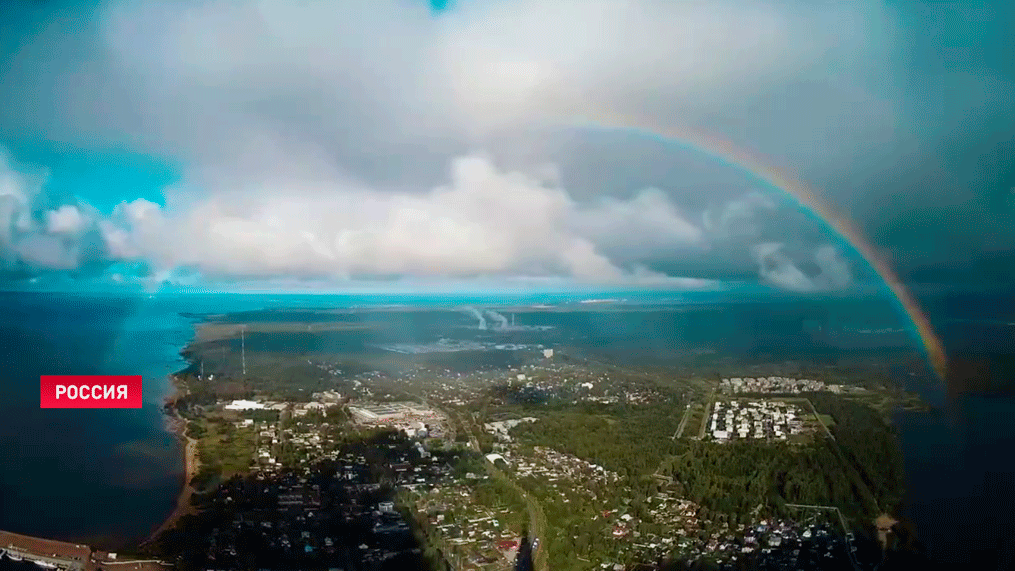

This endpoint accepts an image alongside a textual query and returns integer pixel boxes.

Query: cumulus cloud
[573,188,703,258]
[812,245,854,290]
[752,242,855,291]
[753,243,810,290]
[0,150,105,274]
[2,0,934,288]
[0,153,43,249]
[46,205,88,235]
[98,155,706,283]
[704,191,778,241]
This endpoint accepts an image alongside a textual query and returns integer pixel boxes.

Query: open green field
[843,390,930,419]
[192,413,259,480]
[683,403,705,439]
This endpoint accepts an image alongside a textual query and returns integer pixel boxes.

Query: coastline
[142,376,200,545]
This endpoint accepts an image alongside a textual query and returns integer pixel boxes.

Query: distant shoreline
[142,376,200,546]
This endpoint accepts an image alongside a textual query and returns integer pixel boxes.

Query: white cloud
[752,242,854,291]
[0,152,42,249]
[46,205,88,235]
[573,188,704,258]
[3,1,903,288]
[704,191,778,240]
[813,245,854,289]
[14,234,81,270]
[752,242,813,291]
[0,150,103,272]
[100,155,705,282]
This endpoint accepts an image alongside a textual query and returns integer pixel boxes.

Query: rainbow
[544,111,947,380]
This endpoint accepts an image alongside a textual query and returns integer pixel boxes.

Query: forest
[660,440,870,519]
[506,392,904,523]
[806,392,908,513]
[508,400,686,478]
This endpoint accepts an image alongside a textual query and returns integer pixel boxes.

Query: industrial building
[347,402,447,437]
[224,399,265,411]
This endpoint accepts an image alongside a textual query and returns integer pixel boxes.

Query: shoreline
[875,513,899,551]
[142,375,201,546]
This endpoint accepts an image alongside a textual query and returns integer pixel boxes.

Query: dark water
[0,289,1012,568]
[0,292,589,545]
[894,397,1015,567]
[889,288,1015,568]
[0,293,298,546]
[0,294,191,547]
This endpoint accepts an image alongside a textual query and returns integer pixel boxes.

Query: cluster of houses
[716,518,850,569]
[219,395,456,474]
[719,377,842,394]
[477,409,839,566]
[411,481,523,568]
[612,513,849,569]
[495,446,705,564]
[202,360,852,570]
[191,444,452,570]
[606,494,704,546]
[393,359,668,409]
[346,358,667,413]
[709,400,810,441]
[254,416,335,473]
[391,368,488,407]
[220,398,340,473]
[506,363,665,405]
[506,446,620,489]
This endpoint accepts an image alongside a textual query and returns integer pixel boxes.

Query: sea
[0,288,1012,567]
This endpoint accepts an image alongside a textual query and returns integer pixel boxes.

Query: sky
[0,0,1012,293]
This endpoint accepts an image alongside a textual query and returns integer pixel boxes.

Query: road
[801,397,836,441]
[696,386,717,440]
[672,403,692,440]
[798,398,879,515]
[440,406,549,571]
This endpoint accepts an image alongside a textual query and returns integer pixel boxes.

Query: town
[144,341,911,571]
[720,376,840,394]
[0,318,922,571]
[707,399,813,442]
[2,346,909,571]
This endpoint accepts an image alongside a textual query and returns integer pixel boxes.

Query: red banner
[40,375,143,409]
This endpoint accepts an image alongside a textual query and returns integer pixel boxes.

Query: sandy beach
[875,513,899,550]
[142,379,200,545]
